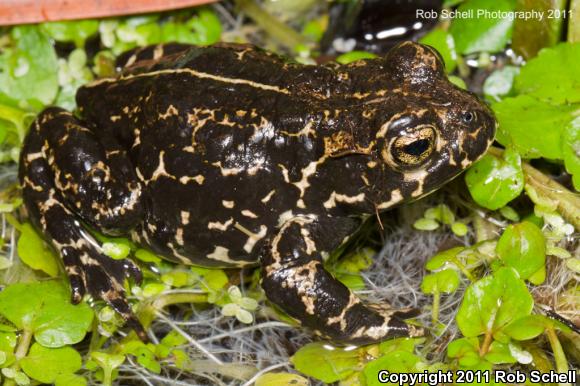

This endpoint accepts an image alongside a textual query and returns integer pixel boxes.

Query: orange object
[0,0,219,26]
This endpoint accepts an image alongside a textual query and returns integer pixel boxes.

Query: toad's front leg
[261,215,423,344]
[19,107,146,338]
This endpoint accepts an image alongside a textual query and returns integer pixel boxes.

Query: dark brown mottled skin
[19,42,495,343]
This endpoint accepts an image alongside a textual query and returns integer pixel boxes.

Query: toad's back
[74,43,401,267]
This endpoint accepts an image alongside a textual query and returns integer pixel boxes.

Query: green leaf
[484,341,516,364]
[413,218,440,231]
[449,0,517,54]
[187,8,222,45]
[336,51,378,65]
[496,221,546,280]
[191,266,229,292]
[255,372,309,386]
[527,265,546,285]
[503,315,547,340]
[125,342,161,374]
[0,281,93,347]
[465,148,524,210]
[504,314,571,340]
[14,371,30,385]
[17,222,59,277]
[55,373,87,386]
[90,352,125,384]
[493,95,577,159]
[499,206,520,222]
[331,248,373,290]
[515,43,580,104]
[363,351,421,386]
[447,337,484,367]
[420,269,461,295]
[425,247,465,271]
[134,248,162,264]
[448,75,467,90]
[566,258,580,272]
[162,269,196,287]
[290,342,361,383]
[451,222,469,236]
[0,26,59,106]
[41,20,99,47]
[378,337,423,355]
[562,116,580,190]
[20,343,81,384]
[456,267,533,339]
[419,29,457,72]
[102,242,131,260]
[483,66,519,101]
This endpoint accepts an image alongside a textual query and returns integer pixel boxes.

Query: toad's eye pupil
[404,139,430,156]
[463,112,474,123]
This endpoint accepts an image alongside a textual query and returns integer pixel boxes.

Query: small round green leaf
[484,341,516,364]
[55,373,87,386]
[255,372,309,386]
[102,242,131,260]
[290,342,360,383]
[425,247,465,271]
[20,343,82,384]
[465,149,524,210]
[503,315,548,340]
[41,20,99,47]
[363,351,422,386]
[421,269,460,295]
[456,267,533,339]
[447,337,483,367]
[413,218,440,231]
[566,258,580,273]
[0,281,93,347]
[17,223,60,277]
[451,222,469,236]
[496,221,546,280]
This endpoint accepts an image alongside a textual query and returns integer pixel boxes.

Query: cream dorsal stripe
[86,68,291,94]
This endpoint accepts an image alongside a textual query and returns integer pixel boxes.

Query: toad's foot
[19,107,146,340]
[66,242,145,340]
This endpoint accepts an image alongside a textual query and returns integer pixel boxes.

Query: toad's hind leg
[261,215,423,343]
[19,107,146,338]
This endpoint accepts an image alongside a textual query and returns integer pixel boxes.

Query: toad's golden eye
[384,125,437,168]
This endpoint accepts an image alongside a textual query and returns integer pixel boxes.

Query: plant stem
[451,256,477,282]
[431,290,440,325]
[546,327,569,375]
[234,0,307,52]
[103,368,113,386]
[479,330,493,357]
[151,292,208,310]
[3,329,33,386]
